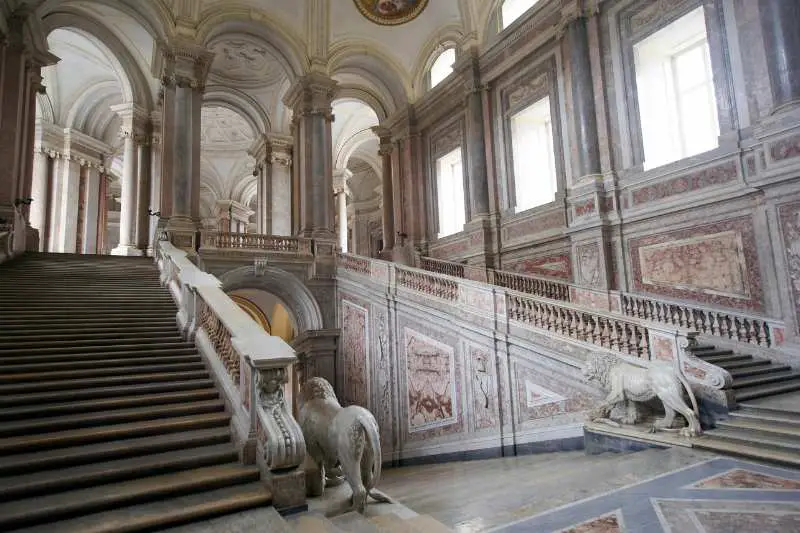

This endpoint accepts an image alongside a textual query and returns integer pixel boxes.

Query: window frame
[499,0,542,32]
[427,46,457,91]
[434,146,467,239]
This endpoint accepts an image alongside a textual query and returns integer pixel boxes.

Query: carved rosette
[255,366,306,471]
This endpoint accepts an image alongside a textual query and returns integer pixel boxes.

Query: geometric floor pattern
[489,458,800,533]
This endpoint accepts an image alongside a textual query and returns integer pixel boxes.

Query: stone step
[728,363,792,379]
[0,369,210,395]
[0,398,225,437]
[9,482,272,533]
[0,326,181,340]
[705,426,800,455]
[0,340,195,356]
[0,426,231,477]
[0,359,200,381]
[1,443,239,500]
[0,463,261,531]
[0,346,199,366]
[0,353,201,374]
[370,513,419,533]
[692,348,735,357]
[728,410,800,427]
[0,378,215,409]
[732,371,800,389]
[0,387,219,422]
[0,318,178,331]
[693,435,800,469]
[0,411,231,455]
[0,311,178,323]
[715,357,772,370]
[738,402,800,422]
[0,335,186,351]
[701,353,752,365]
[715,418,800,439]
[734,379,800,402]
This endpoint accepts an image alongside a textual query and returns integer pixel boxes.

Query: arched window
[429,47,456,89]
[501,0,540,30]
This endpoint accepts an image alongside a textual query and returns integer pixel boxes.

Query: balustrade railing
[490,269,571,302]
[197,295,239,383]
[337,252,371,275]
[507,293,651,359]
[202,231,310,253]
[419,256,466,279]
[621,293,776,347]
[396,265,459,301]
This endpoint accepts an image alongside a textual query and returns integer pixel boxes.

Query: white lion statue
[298,377,391,513]
[582,354,702,437]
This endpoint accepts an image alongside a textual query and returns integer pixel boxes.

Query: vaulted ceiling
[33,0,509,221]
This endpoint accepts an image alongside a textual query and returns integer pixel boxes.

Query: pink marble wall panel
[403,327,460,435]
[770,133,800,162]
[631,161,738,206]
[651,334,675,362]
[570,287,611,311]
[460,285,494,310]
[576,242,603,287]
[778,201,800,334]
[503,211,565,241]
[513,361,595,424]
[341,298,370,407]
[628,217,764,311]
[469,347,500,431]
[430,238,470,259]
[504,253,572,280]
[574,197,596,217]
[371,307,395,451]
[241,363,251,412]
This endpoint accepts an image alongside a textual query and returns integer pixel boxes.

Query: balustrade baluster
[757,321,769,347]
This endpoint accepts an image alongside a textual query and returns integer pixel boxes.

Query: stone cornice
[34,122,112,169]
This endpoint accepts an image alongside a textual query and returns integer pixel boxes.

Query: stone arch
[203,86,272,135]
[41,10,154,110]
[37,0,172,43]
[219,266,324,334]
[411,25,465,99]
[328,39,410,109]
[334,85,390,121]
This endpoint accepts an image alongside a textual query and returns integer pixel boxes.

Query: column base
[165,215,199,233]
[110,245,144,256]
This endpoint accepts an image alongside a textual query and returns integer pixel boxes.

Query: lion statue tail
[357,410,391,504]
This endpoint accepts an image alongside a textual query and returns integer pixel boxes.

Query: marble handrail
[155,241,306,510]
[396,264,459,301]
[620,292,781,348]
[201,231,311,253]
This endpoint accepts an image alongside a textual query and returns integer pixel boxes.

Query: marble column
[134,133,152,252]
[270,136,293,237]
[167,78,203,233]
[29,150,49,251]
[82,166,101,254]
[373,127,395,252]
[111,131,142,256]
[566,14,601,178]
[158,82,174,220]
[256,161,268,234]
[333,168,351,252]
[0,37,26,220]
[463,58,490,219]
[759,0,800,109]
[148,128,162,252]
[283,73,338,239]
[52,156,81,253]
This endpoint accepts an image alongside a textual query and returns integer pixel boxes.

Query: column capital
[154,38,214,91]
[110,103,149,140]
[268,134,293,167]
[332,168,352,194]
[282,72,338,118]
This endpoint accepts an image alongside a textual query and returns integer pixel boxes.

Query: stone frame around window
[494,53,565,216]
[427,117,467,241]
[607,0,738,178]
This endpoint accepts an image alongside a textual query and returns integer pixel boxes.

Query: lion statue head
[301,376,338,404]
[582,353,618,389]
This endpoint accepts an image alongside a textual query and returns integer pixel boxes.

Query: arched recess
[195,9,305,80]
[335,85,389,121]
[41,10,154,111]
[203,86,271,136]
[37,0,172,43]
[219,266,324,334]
[229,293,271,332]
[411,25,465,99]
[328,39,411,110]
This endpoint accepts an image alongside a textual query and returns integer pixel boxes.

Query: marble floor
[377,447,800,533]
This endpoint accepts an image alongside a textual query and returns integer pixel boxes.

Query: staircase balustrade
[621,293,780,348]
[202,231,311,254]
[337,252,371,275]
[396,264,459,301]
[156,241,307,511]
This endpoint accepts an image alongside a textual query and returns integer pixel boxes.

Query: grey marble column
[167,79,203,232]
[465,81,490,219]
[134,135,152,251]
[270,141,293,236]
[112,132,141,256]
[256,161,266,233]
[53,156,81,254]
[82,166,101,255]
[566,15,601,178]
[283,73,338,239]
[29,151,49,250]
[0,39,25,219]
[759,0,800,109]
[374,129,395,252]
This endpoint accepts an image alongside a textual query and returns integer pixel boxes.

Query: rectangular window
[634,6,719,170]
[436,147,465,238]
[509,95,557,212]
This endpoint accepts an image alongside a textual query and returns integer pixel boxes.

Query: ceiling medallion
[353,0,430,26]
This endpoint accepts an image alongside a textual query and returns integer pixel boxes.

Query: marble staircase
[689,343,800,467]
[0,253,272,532]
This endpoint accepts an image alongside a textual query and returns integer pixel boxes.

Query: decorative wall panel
[628,217,764,311]
[512,360,593,423]
[779,201,800,334]
[403,327,458,433]
[469,346,500,431]
[505,253,572,280]
[341,299,370,407]
[371,307,396,450]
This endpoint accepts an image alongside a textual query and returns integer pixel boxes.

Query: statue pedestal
[269,469,307,515]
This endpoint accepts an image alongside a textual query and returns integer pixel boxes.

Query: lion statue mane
[298,377,390,513]
[582,354,702,437]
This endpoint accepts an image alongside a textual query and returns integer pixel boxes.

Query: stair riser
[0,355,202,374]
[0,415,231,456]
[2,449,240,501]
[0,313,178,323]
[0,380,214,408]
[0,467,258,531]
[0,402,226,438]
[0,342,195,356]
[0,348,200,365]
[715,422,800,440]
[693,441,800,469]
[732,374,800,389]
[710,434,799,455]
[738,405,800,422]
[0,430,231,477]
[0,320,178,330]
[0,390,220,422]
[0,362,207,383]
[0,329,182,341]
[0,336,187,350]
[729,365,791,379]
[0,371,210,395]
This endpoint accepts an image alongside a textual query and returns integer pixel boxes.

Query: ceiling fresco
[352,0,430,26]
